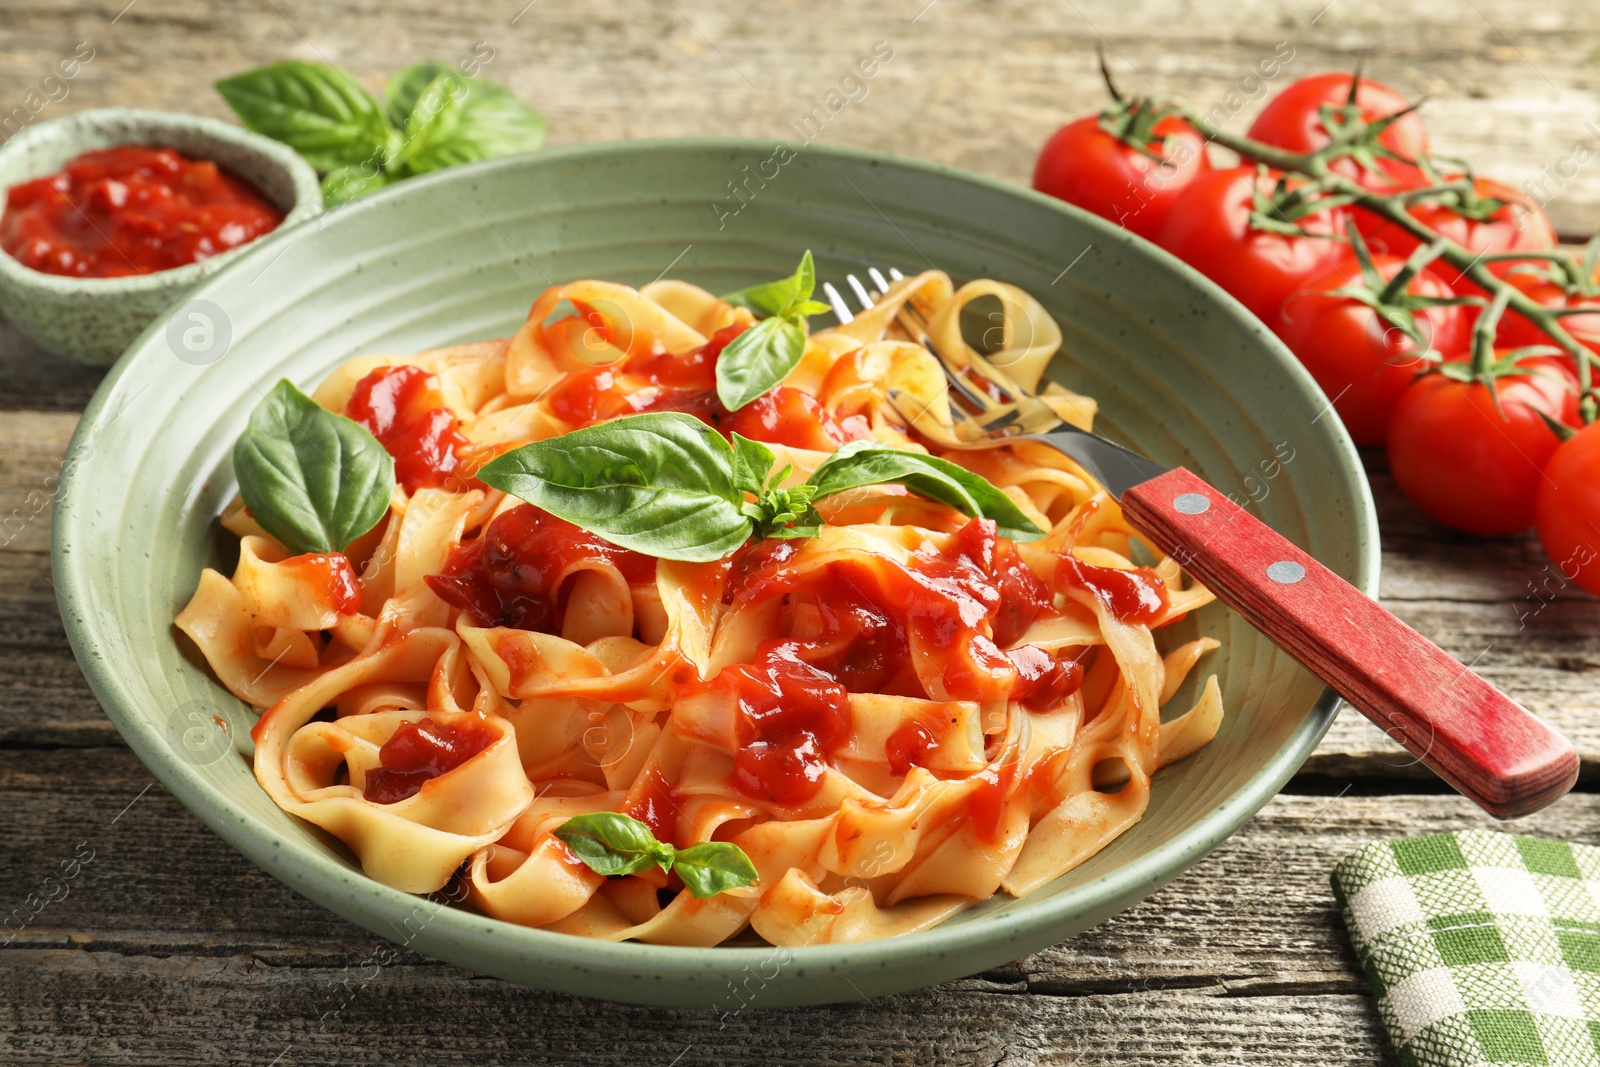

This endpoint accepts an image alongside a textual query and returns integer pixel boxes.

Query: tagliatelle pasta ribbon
[176,268,1226,945]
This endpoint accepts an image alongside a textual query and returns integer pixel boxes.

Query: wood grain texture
[1123,466,1580,817]
[5,749,1596,1065]
[1,0,1598,237]
[3,1,1600,1060]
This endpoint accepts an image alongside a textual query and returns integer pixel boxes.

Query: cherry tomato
[1032,111,1212,242]
[1361,177,1555,265]
[1156,167,1349,322]
[1273,254,1471,446]
[1535,422,1600,596]
[1387,357,1573,535]
[1494,265,1600,358]
[1247,73,1429,191]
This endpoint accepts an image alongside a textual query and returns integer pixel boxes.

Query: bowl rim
[0,106,324,293]
[52,136,1378,997]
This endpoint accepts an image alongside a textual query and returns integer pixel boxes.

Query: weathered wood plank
[2,750,1505,1065]
[0,323,102,412]
[3,745,1594,988]
[0,412,73,555]
[0,1,1594,1061]
[0,0,1596,244]
[0,958,1392,1067]
[2,767,1588,1064]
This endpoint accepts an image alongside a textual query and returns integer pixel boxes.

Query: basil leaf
[392,71,546,176]
[385,61,452,128]
[475,412,753,562]
[806,441,1046,542]
[716,316,807,412]
[554,814,759,897]
[321,162,393,204]
[553,813,675,877]
[729,433,777,497]
[673,841,760,899]
[232,379,396,555]
[216,61,396,172]
[722,250,817,317]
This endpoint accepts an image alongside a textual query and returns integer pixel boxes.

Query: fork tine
[867,267,891,293]
[845,273,875,312]
[933,346,994,414]
[843,270,994,413]
[974,397,1065,436]
[888,267,905,281]
[821,282,854,324]
[885,388,983,446]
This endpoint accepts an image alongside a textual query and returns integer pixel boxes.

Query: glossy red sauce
[364,717,497,804]
[280,552,362,615]
[427,503,655,631]
[714,520,1084,802]
[885,717,941,777]
[1,146,283,278]
[1058,555,1169,624]
[966,758,1020,842]
[543,322,867,449]
[545,323,738,427]
[724,388,862,451]
[625,767,682,846]
[715,647,853,806]
[346,365,471,494]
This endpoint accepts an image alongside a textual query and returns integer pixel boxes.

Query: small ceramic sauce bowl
[0,107,323,365]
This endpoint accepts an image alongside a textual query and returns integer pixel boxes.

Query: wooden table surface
[4,1,1600,1064]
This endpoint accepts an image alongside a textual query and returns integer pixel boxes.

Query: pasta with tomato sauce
[176,266,1224,946]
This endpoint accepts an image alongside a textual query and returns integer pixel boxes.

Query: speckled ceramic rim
[0,107,323,293]
[53,138,1379,1007]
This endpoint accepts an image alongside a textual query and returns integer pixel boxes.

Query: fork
[823,270,1579,819]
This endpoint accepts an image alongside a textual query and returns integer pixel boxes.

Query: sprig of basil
[716,251,833,411]
[216,62,398,173]
[232,379,395,555]
[217,59,544,206]
[554,812,677,877]
[385,61,452,128]
[476,411,1045,563]
[553,812,758,898]
[807,440,1045,543]
[391,69,547,175]
[474,413,753,562]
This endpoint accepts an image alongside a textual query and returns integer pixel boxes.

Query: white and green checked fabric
[1332,830,1600,1067]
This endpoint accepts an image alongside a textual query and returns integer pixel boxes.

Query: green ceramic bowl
[0,107,323,365]
[52,139,1377,1008]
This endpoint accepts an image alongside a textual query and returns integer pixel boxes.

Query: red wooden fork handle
[1120,467,1578,819]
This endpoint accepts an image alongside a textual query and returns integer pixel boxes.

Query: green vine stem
[1170,106,1599,422]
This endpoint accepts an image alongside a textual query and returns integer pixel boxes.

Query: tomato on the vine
[1032,109,1212,242]
[1247,73,1429,191]
[1273,253,1471,446]
[1535,422,1600,596]
[1494,264,1600,357]
[1156,166,1349,322]
[1387,355,1575,535]
[1361,177,1555,263]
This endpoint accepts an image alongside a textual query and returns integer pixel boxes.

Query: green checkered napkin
[1332,830,1600,1067]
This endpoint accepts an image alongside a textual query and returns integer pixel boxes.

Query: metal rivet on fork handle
[1267,561,1306,584]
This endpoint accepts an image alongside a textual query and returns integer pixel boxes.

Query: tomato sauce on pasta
[176,269,1225,945]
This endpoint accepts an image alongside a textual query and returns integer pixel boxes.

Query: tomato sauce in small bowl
[2,145,286,278]
[0,107,323,364]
